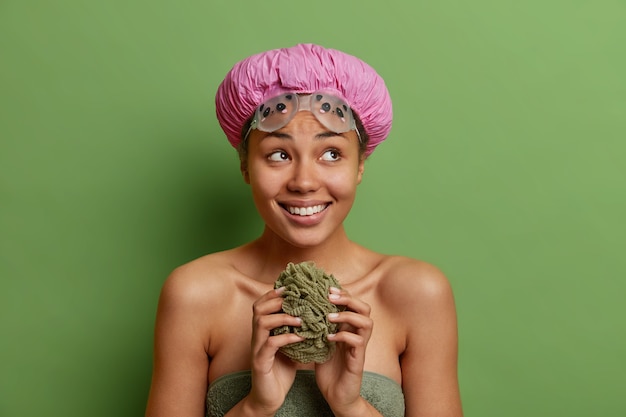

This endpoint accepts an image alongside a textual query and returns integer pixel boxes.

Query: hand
[315,287,374,413]
[244,287,305,415]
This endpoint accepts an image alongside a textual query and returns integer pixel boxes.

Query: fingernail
[275,286,285,294]
[329,293,340,301]
[328,313,339,320]
[327,333,336,339]
[329,287,341,294]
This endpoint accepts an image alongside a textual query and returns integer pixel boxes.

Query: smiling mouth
[282,204,329,216]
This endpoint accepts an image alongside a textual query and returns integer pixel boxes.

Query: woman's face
[244,111,364,248]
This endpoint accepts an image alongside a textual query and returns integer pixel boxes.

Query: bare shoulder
[379,255,453,296]
[158,250,240,315]
[376,255,457,316]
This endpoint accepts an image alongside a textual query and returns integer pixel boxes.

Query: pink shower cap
[215,43,392,156]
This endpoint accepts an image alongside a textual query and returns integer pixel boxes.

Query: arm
[146,266,305,417]
[399,263,463,417]
[145,268,212,417]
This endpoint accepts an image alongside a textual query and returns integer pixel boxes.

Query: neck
[246,225,359,284]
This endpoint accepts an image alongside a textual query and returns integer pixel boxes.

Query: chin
[270,226,337,250]
[283,234,327,249]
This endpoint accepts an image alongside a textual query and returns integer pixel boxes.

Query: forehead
[254,112,356,140]
[245,113,358,154]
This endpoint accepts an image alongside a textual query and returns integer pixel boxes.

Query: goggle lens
[247,91,358,141]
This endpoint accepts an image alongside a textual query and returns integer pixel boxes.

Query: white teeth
[287,204,326,216]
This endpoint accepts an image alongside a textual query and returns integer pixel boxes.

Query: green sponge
[272,262,345,363]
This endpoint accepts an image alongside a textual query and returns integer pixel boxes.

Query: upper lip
[279,200,330,208]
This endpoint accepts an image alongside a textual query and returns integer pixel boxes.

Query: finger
[327,311,373,334]
[262,333,306,351]
[257,286,287,304]
[328,287,371,316]
[254,332,305,364]
[326,330,367,354]
[252,287,287,317]
[256,314,302,332]
[252,312,301,350]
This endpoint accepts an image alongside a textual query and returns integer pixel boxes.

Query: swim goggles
[244,91,361,143]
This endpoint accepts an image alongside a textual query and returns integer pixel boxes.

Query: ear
[356,158,365,184]
[241,161,250,184]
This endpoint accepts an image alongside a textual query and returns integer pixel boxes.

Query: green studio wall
[1,1,624,416]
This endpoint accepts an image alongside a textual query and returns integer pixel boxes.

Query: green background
[1,1,624,416]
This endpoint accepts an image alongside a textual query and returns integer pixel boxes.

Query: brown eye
[321,150,340,161]
[268,151,289,162]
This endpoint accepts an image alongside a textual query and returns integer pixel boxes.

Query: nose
[287,159,320,193]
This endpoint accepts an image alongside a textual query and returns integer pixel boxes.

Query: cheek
[327,171,360,196]
[250,176,273,197]
[248,168,283,200]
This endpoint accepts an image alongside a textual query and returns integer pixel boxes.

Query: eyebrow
[260,131,350,141]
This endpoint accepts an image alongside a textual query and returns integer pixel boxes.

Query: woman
[145,43,462,417]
